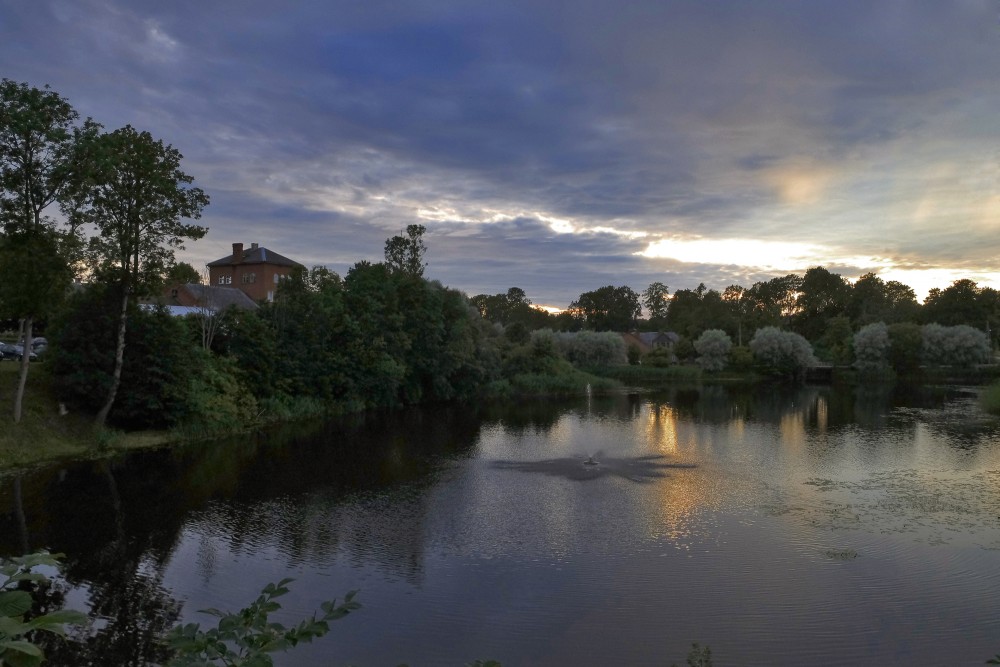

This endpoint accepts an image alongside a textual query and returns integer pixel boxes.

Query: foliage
[166,578,359,667]
[671,642,712,667]
[793,266,851,341]
[853,322,890,374]
[383,224,427,277]
[74,124,208,427]
[694,329,731,371]
[569,285,641,331]
[50,285,198,429]
[979,382,1000,416]
[887,322,922,374]
[814,315,853,365]
[727,345,754,371]
[0,552,86,667]
[167,261,202,285]
[642,281,670,328]
[471,287,546,328]
[79,124,208,298]
[627,343,641,365]
[553,330,627,367]
[180,351,259,435]
[643,346,676,367]
[749,327,817,378]
[921,323,990,368]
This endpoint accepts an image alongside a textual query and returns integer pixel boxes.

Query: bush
[853,322,890,373]
[627,343,641,365]
[888,322,922,374]
[643,346,675,367]
[922,323,991,368]
[694,329,732,371]
[749,326,817,378]
[728,345,754,371]
[554,330,627,367]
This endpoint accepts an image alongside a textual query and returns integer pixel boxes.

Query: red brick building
[207,242,303,303]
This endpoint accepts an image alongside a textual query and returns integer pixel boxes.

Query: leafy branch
[165,577,360,667]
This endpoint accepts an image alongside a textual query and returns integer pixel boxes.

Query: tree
[722,284,751,346]
[849,273,919,326]
[923,279,988,328]
[569,285,641,331]
[853,322,890,374]
[0,80,95,422]
[793,266,850,340]
[749,326,817,378]
[383,224,427,277]
[694,329,732,371]
[166,261,201,285]
[642,281,670,329]
[78,125,208,428]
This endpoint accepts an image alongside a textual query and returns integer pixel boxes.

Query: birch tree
[0,80,95,422]
[80,125,208,428]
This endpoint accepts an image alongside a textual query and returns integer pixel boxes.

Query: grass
[979,381,1000,415]
[585,364,704,383]
[0,361,175,472]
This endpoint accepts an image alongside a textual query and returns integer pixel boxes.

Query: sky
[2,0,999,309]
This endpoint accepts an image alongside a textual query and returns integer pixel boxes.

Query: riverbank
[0,363,177,471]
[0,362,623,473]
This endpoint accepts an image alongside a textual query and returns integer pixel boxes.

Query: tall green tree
[0,80,97,422]
[78,125,208,428]
[642,281,670,329]
[383,223,427,277]
[570,285,641,331]
[793,266,851,340]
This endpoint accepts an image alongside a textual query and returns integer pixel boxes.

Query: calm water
[2,383,1000,666]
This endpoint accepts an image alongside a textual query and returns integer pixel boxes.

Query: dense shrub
[922,323,990,368]
[643,346,675,367]
[853,322,890,373]
[50,285,198,429]
[888,322,922,374]
[553,330,627,367]
[749,327,817,378]
[728,345,754,371]
[694,329,732,371]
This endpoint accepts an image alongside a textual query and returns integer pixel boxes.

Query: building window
[267,290,274,302]
[242,272,256,284]
[274,274,280,284]
[217,276,225,285]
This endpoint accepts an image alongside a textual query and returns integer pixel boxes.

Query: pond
[2,383,1000,666]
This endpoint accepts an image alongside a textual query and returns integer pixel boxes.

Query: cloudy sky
[3,0,999,308]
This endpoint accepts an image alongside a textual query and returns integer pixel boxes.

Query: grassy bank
[0,362,176,471]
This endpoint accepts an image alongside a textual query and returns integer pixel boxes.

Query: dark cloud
[2,0,998,305]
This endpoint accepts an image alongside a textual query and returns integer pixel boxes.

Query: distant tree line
[3,80,997,434]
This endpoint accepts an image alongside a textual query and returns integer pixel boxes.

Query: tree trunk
[13,317,32,424]
[95,288,130,429]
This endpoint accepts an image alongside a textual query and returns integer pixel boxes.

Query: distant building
[621,331,679,354]
[207,242,303,302]
[165,283,259,312]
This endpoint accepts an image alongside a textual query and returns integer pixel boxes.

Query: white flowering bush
[694,329,732,371]
[921,323,990,368]
[853,322,890,373]
[749,326,817,377]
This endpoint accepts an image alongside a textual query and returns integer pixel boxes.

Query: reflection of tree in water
[1,458,187,666]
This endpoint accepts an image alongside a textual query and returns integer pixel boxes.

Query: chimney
[232,242,243,263]
[251,242,259,250]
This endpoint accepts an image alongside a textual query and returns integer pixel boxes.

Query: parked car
[0,342,38,361]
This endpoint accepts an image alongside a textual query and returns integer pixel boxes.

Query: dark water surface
[3,383,1000,666]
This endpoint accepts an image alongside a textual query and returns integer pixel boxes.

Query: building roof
[207,245,302,268]
[180,283,259,310]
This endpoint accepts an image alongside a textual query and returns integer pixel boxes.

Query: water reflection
[0,383,998,666]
